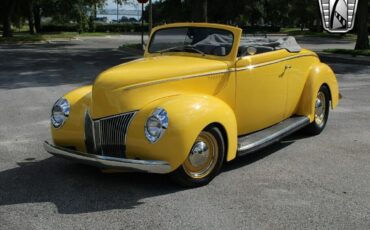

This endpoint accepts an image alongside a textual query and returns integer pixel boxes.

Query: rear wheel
[305,85,330,135]
[170,126,225,187]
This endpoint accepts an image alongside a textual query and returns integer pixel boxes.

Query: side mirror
[240,46,257,57]
[246,46,257,55]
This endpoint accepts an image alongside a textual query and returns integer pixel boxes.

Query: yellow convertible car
[44,23,339,187]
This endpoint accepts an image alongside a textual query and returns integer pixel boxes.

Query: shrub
[95,23,148,33]
[40,23,148,33]
[241,26,281,34]
[41,24,79,32]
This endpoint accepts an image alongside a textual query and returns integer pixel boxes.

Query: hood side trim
[120,53,317,91]
[122,69,232,91]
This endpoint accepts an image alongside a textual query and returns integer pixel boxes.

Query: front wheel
[304,85,330,135]
[170,126,225,187]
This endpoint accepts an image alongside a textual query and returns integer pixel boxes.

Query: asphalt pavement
[0,36,369,230]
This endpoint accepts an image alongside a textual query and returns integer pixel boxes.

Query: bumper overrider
[43,141,172,174]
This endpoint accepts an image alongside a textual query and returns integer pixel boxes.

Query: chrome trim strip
[94,119,102,154]
[124,112,136,147]
[84,111,137,157]
[91,114,98,152]
[84,110,96,154]
[122,53,317,91]
[95,110,138,121]
[83,110,89,150]
[235,54,317,72]
[95,111,137,147]
[44,141,172,174]
[237,116,310,153]
[122,69,232,91]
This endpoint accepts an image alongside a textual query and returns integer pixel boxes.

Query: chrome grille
[84,112,95,154]
[84,111,136,158]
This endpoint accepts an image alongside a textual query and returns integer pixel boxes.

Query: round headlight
[145,108,168,143]
[51,98,70,128]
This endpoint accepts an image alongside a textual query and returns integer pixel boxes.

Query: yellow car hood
[91,55,229,118]
[94,55,228,90]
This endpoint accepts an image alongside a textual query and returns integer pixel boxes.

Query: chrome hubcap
[315,92,326,127]
[183,131,219,179]
[189,141,209,167]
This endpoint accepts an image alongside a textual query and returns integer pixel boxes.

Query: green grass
[0,32,123,43]
[0,34,45,43]
[280,27,356,39]
[323,49,370,56]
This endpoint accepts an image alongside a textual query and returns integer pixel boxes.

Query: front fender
[125,94,238,172]
[51,85,92,151]
[296,63,339,122]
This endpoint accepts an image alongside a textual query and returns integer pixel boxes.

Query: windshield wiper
[183,45,205,55]
[154,46,183,54]
[155,45,205,56]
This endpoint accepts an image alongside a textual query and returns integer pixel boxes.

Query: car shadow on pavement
[0,133,306,214]
[223,140,294,172]
[0,156,179,214]
[223,131,312,172]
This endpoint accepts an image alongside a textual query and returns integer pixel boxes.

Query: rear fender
[297,63,339,122]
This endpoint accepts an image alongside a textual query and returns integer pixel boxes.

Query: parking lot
[0,37,369,229]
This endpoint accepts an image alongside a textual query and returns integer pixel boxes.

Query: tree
[33,2,42,33]
[148,0,153,32]
[289,0,319,31]
[203,0,207,22]
[26,0,36,34]
[1,0,17,37]
[84,0,106,32]
[355,0,369,50]
[0,0,109,36]
[189,0,203,22]
[39,0,107,33]
[148,0,187,23]
[263,0,291,27]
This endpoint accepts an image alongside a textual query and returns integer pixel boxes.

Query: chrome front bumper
[43,141,172,174]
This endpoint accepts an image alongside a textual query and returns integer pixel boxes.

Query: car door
[235,50,289,135]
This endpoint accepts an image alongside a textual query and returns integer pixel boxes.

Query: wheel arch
[125,94,238,171]
[322,83,332,101]
[207,122,230,162]
[296,63,339,122]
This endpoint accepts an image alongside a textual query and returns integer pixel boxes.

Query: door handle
[279,65,292,78]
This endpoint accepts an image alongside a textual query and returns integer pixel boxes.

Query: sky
[106,0,137,10]
[100,0,158,21]
[105,0,158,10]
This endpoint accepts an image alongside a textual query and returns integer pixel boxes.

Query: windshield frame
[147,26,236,58]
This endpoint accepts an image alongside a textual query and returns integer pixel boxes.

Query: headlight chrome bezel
[144,108,169,143]
[51,98,70,128]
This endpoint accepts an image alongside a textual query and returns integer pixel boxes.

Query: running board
[237,116,310,157]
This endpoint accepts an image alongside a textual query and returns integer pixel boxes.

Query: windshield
[148,27,234,56]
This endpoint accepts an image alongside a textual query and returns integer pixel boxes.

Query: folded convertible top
[239,36,302,53]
